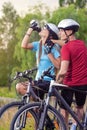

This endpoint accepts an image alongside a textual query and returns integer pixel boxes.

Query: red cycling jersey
[61,40,87,86]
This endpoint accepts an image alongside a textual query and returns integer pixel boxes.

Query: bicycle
[0,66,54,130]
[10,80,87,130]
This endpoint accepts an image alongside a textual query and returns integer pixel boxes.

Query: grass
[0,86,19,106]
[0,86,17,98]
[0,86,20,130]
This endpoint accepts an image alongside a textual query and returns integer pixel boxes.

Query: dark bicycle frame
[37,80,87,130]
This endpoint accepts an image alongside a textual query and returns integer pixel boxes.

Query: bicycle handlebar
[11,66,55,82]
[39,66,55,80]
[11,67,37,81]
[23,67,37,75]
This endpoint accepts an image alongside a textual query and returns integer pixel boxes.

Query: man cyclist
[56,18,87,130]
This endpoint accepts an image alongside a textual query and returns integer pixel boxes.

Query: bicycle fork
[37,82,53,130]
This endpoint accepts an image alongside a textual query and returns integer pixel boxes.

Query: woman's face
[39,29,49,44]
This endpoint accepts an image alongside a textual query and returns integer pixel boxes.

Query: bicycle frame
[22,81,41,104]
[38,80,86,130]
[12,66,54,129]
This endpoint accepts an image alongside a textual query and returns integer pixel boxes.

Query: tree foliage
[59,0,87,8]
[0,2,19,86]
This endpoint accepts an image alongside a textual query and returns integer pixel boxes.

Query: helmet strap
[64,30,74,43]
[64,30,69,43]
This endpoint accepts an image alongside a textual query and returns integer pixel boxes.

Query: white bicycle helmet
[44,23,59,39]
[58,19,80,32]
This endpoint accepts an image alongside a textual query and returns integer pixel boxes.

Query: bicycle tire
[10,102,67,130]
[0,101,25,130]
[82,109,87,130]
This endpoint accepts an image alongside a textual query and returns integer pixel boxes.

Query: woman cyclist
[16,20,61,100]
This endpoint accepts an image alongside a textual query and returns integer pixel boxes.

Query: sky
[0,0,59,17]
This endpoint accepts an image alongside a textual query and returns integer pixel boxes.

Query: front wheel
[0,101,24,130]
[10,102,67,130]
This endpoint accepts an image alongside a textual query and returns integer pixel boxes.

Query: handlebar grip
[24,67,37,74]
[43,66,53,74]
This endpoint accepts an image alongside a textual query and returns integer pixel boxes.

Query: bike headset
[43,23,59,40]
[58,19,80,42]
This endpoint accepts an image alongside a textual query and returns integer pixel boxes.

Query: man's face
[59,29,72,40]
[39,29,49,44]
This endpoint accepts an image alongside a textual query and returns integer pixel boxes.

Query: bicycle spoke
[43,109,65,130]
[11,109,38,130]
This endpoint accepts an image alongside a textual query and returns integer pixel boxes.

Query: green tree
[48,5,87,44]
[0,2,19,86]
[59,0,87,8]
[0,49,8,85]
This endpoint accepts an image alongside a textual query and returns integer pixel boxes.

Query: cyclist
[56,18,87,130]
[16,20,61,100]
